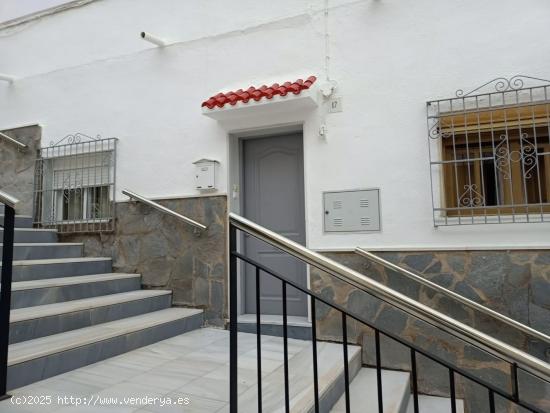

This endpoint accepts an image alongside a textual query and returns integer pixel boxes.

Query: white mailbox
[193,159,219,190]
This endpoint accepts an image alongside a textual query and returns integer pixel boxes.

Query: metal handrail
[0,190,19,209]
[0,132,27,151]
[122,189,207,232]
[229,212,550,381]
[355,247,550,346]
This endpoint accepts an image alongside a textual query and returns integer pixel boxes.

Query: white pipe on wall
[140,32,168,47]
[0,73,16,83]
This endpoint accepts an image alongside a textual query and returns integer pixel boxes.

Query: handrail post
[0,204,15,400]
[229,223,238,413]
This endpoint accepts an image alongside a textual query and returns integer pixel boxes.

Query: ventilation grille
[360,199,369,208]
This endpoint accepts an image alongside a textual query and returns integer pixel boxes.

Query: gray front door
[242,133,307,316]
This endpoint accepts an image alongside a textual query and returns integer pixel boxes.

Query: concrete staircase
[331,368,464,413]
[0,210,464,411]
[1,214,203,391]
[235,332,463,412]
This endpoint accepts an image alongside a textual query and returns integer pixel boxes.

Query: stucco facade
[1,0,549,251]
[1,2,550,411]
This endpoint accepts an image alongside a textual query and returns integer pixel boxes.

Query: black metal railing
[0,191,18,401]
[228,214,550,413]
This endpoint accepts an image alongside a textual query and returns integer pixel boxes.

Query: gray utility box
[323,189,381,233]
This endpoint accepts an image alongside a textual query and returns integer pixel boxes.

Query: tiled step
[0,214,33,228]
[331,368,411,413]
[10,290,172,344]
[238,314,312,340]
[11,273,141,309]
[7,307,204,390]
[5,257,113,282]
[1,242,83,260]
[237,339,362,412]
[0,228,58,243]
[406,395,465,413]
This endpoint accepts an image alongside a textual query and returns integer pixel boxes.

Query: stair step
[10,290,172,344]
[1,242,83,260]
[332,368,411,413]
[7,307,204,390]
[11,273,141,309]
[0,228,58,243]
[4,257,113,282]
[406,395,464,413]
[238,340,362,412]
[0,214,34,228]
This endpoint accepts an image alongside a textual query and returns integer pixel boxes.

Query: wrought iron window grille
[427,75,550,226]
[33,133,117,233]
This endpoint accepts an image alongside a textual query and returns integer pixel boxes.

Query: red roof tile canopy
[201,76,317,109]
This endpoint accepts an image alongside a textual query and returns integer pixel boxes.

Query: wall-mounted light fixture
[0,73,16,83]
[140,32,169,47]
[320,80,337,98]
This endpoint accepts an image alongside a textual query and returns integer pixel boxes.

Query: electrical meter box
[193,159,219,190]
[323,188,381,232]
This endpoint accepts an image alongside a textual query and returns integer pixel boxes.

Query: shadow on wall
[59,195,228,326]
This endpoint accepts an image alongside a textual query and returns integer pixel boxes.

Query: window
[441,127,550,214]
[61,188,83,221]
[428,76,550,225]
[34,135,117,233]
[59,186,110,221]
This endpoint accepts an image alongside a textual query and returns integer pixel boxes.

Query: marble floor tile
[56,405,138,413]
[180,347,229,364]
[125,369,197,393]
[238,353,285,374]
[1,328,348,413]
[55,368,124,388]
[176,376,232,402]
[106,353,169,373]
[67,361,144,383]
[130,342,194,361]
[154,357,222,378]
[93,381,167,400]
[139,394,226,413]
[203,364,260,388]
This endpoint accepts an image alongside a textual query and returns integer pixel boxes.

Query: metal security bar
[229,213,550,413]
[33,133,117,233]
[0,190,17,401]
[427,75,550,226]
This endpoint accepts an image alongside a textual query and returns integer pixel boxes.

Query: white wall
[1,0,549,250]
